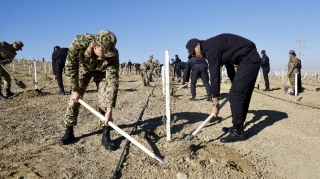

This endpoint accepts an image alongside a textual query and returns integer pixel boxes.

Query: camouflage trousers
[140,69,151,83]
[154,68,160,77]
[120,66,126,74]
[0,65,11,91]
[289,75,296,89]
[64,71,109,126]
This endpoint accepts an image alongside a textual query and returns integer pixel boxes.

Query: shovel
[171,84,187,96]
[35,78,56,93]
[187,96,229,141]
[284,76,291,94]
[78,99,164,163]
[0,65,26,89]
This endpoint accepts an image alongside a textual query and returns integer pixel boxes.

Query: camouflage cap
[95,30,117,58]
[289,50,296,55]
[148,55,153,62]
[15,41,24,51]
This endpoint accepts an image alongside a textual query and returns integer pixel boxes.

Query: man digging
[0,40,24,100]
[186,34,261,143]
[59,30,119,151]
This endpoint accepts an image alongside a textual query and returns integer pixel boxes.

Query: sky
[1,0,319,71]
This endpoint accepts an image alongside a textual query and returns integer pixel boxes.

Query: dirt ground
[1,61,320,179]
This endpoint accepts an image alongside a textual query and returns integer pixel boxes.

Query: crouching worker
[52,46,68,95]
[59,30,119,151]
[183,56,211,101]
[186,34,260,143]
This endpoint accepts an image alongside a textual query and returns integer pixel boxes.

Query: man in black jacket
[133,62,140,75]
[260,50,270,91]
[171,55,182,79]
[183,57,211,101]
[297,59,303,92]
[127,60,132,74]
[186,34,261,143]
[174,61,186,82]
[52,46,68,95]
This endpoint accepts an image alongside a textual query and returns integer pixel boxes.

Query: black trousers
[262,68,270,89]
[135,65,140,75]
[54,59,65,91]
[298,74,302,92]
[229,53,260,125]
[175,68,181,78]
[191,64,211,97]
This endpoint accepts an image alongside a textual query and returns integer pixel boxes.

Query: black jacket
[127,61,132,66]
[171,57,181,66]
[202,33,261,97]
[183,57,207,82]
[175,61,186,70]
[52,48,68,70]
[261,54,270,69]
[297,59,302,72]
[134,63,141,69]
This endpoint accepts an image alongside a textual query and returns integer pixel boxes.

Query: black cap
[261,50,266,54]
[289,50,296,56]
[186,38,200,58]
[54,46,61,51]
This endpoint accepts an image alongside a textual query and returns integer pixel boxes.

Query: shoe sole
[220,138,244,143]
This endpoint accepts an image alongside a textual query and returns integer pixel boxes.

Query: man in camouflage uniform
[120,62,126,75]
[153,59,161,77]
[0,41,24,100]
[59,30,119,151]
[287,50,299,94]
[140,55,154,86]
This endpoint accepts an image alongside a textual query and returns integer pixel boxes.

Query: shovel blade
[16,81,26,89]
[284,85,290,94]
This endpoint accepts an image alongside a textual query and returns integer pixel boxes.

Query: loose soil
[1,61,320,179]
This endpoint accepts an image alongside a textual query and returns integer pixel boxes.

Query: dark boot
[146,82,151,87]
[102,126,115,151]
[95,82,99,92]
[144,82,147,86]
[59,125,75,145]
[189,96,196,101]
[0,91,8,100]
[207,96,211,102]
[220,124,244,143]
[222,126,233,133]
[5,88,14,97]
[57,88,65,95]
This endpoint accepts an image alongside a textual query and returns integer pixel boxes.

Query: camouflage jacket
[120,62,126,68]
[287,56,299,77]
[65,33,119,107]
[0,41,17,64]
[154,61,160,69]
[141,61,154,71]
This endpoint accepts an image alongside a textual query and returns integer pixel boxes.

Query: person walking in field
[58,30,119,151]
[140,55,154,87]
[260,50,270,91]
